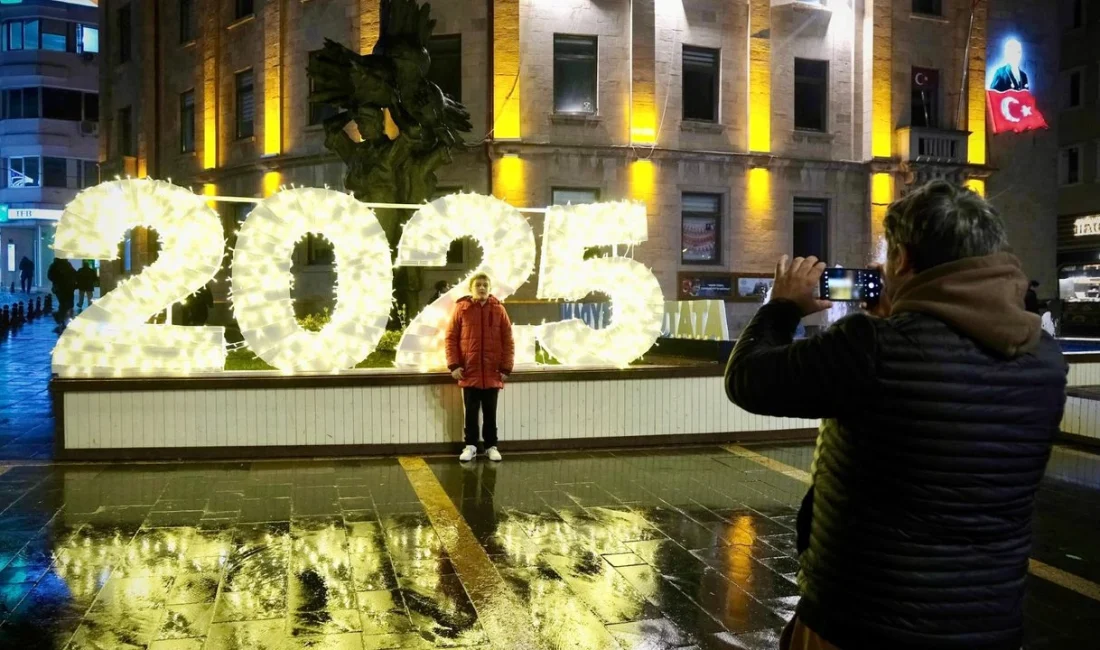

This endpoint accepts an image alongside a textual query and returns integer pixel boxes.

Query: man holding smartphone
[725,180,1067,650]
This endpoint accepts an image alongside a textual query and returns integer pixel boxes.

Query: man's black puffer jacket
[725,254,1067,650]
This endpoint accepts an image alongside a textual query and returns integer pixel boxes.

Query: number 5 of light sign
[50,179,665,377]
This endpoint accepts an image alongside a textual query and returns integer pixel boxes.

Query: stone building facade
[1057,0,1100,269]
[96,0,1058,330]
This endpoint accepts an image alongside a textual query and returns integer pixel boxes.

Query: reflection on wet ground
[0,444,1095,649]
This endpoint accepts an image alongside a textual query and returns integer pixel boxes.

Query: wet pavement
[0,445,1090,649]
[0,309,55,461]
[0,318,1098,648]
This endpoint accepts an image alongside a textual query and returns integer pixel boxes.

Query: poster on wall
[678,272,734,300]
[735,275,774,302]
[986,37,1048,134]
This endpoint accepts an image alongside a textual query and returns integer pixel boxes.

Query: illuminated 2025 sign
[50,180,666,378]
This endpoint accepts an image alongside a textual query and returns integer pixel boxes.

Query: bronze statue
[308,0,472,257]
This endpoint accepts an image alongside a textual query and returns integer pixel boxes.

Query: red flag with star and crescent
[987,89,1048,134]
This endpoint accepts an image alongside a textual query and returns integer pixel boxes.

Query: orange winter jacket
[445,296,515,389]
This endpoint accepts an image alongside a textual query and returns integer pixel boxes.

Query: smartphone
[819,268,882,302]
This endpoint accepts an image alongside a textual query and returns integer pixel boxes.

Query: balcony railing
[895,126,970,165]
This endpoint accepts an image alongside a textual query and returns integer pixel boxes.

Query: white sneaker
[486,446,502,462]
[459,445,477,462]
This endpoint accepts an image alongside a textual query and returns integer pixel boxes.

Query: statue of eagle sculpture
[307,0,472,240]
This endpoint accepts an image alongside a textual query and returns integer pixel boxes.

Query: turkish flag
[987,89,1048,134]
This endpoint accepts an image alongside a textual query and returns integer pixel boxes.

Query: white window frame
[6,156,41,188]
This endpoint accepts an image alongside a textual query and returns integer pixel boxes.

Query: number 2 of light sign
[51,179,665,377]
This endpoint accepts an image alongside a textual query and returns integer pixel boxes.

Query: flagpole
[958,0,981,131]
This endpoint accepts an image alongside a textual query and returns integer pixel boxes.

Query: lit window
[78,24,99,54]
[3,19,40,51]
[40,19,67,52]
[681,193,721,264]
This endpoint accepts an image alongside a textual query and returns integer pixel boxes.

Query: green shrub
[377,329,403,352]
[297,308,331,332]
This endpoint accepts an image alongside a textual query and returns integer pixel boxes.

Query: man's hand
[860,263,891,318]
[451,368,464,381]
[770,255,833,317]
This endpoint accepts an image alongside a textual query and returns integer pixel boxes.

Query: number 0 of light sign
[51,179,666,377]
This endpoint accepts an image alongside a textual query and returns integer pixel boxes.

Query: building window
[180,90,196,153]
[39,19,67,52]
[118,4,132,63]
[793,199,829,261]
[180,0,196,43]
[2,88,99,122]
[235,69,255,139]
[1,88,40,120]
[118,106,134,157]
[77,24,98,54]
[794,58,828,131]
[551,188,600,206]
[42,157,68,188]
[79,160,99,188]
[4,19,39,51]
[308,51,340,126]
[682,46,719,122]
[7,157,40,188]
[1067,70,1083,108]
[553,35,598,114]
[1061,146,1082,185]
[235,0,255,21]
[42,88,84,121]
[912,0,942,16]
[911,67,940,128]
[84,92,99,122]
[427,35,462,102]
[681,193,721,264]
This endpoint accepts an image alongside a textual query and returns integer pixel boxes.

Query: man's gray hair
[883,180,1009,273]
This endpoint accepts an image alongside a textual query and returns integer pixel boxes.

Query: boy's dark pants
[463,388,499,448]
